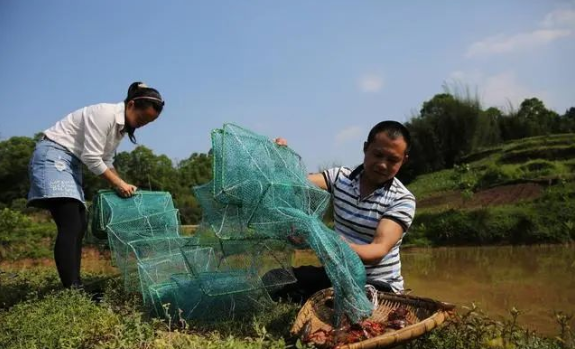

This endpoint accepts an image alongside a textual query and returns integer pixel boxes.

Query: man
[274,120,415,300]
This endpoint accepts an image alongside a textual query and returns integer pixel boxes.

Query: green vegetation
[1,92,573,348]
[0,269,300,349]
[1,93,574,224]
[401,95,575,182]
[0,268,573,349]
[409,133,575,196]
[407,304,574,349]
[0,137,212,224]
[406,133,575,246]
[0,208,55,260]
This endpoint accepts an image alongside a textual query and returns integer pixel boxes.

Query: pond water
[295,244,575,335]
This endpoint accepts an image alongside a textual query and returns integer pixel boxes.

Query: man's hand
[273,137,288,146]
[287,234,306,246]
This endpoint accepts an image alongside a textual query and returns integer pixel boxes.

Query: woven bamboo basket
[291,288,456,349]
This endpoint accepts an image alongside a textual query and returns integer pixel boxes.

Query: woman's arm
[80,106,137,197]
[100,168,137,198]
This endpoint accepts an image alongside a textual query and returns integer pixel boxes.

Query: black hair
[123,81,165,144]
[366,120,411,154]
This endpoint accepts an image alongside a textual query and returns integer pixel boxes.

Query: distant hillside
[404,134,575,246]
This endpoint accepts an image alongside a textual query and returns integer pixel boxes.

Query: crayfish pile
[302,306,412,348]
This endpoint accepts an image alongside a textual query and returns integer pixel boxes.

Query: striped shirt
[322,165,416,292]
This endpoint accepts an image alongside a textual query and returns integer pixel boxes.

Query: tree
[0,136,36,204]
[558,107,575,133]
[473,107,502,148]
[516,98,560,135]
[175,152,212,224]
[117,146,179,192]
[177,152,212,189]
[403,92,487,177]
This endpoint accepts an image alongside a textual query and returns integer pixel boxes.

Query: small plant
[0,208,32,234]
[476,165,513,189]
[461,189,475,201]
[554,311,574,348]
[407,304,575,349]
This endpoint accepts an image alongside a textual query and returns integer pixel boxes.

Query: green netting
[91,190,175,238]
[91,123,371,324]
[137,252,190,307]
[156,273,273,322]
[91,189,294,321]
[105,209,181,290]
[198,124,373,325]
[180,238,296,296]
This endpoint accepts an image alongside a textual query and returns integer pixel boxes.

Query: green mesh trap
[91,189,294,321]
[198,124,372,325]
[91,190,175,239]
[91,123,372,325]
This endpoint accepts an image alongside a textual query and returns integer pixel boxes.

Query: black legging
[47,199,87,288]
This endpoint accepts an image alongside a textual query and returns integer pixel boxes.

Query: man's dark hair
[366,120,411,154]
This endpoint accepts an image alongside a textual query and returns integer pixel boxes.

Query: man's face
[362,132,408,186]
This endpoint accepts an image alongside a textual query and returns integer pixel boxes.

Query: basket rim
[290,287,456,349]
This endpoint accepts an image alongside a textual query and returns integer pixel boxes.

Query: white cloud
[449,70,482,82]
[358,74,384,93]
[465,29,571,57]
[482,72,542,108]
[465,6,574,57]
[541,8,575,28]
[335,125,363,145]
[447,70,547,109]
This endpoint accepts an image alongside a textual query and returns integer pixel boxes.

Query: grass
[0,267,302,349]
[0,208,56,260]
[2,134,574,347]
[1,267,573,349]
[409,133,575,200]
[402,134,575,246]
[406,181,575,246]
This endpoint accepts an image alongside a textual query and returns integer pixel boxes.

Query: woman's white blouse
[43,102,126,175]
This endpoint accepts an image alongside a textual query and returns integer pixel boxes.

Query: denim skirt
[27,138,85,208]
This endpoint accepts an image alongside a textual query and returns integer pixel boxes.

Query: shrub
[406,205,569,246]
[519,160,558,178]
[407,304,574,349]
[475,165,516,189]
[500,145,575,163]
[0,208,32,234]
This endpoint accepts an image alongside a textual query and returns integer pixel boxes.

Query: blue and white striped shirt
[323,165,416,292]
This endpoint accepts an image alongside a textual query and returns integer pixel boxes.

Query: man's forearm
[348,242,391,266]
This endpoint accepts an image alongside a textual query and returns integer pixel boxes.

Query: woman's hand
[115,181,138,198]
[100,168,137,198]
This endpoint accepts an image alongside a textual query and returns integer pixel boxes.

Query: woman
[27,82,165,288]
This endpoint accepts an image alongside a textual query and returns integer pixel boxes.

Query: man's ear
[402,154,409,165]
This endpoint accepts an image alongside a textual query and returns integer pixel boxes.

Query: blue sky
[1,1,573,171]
